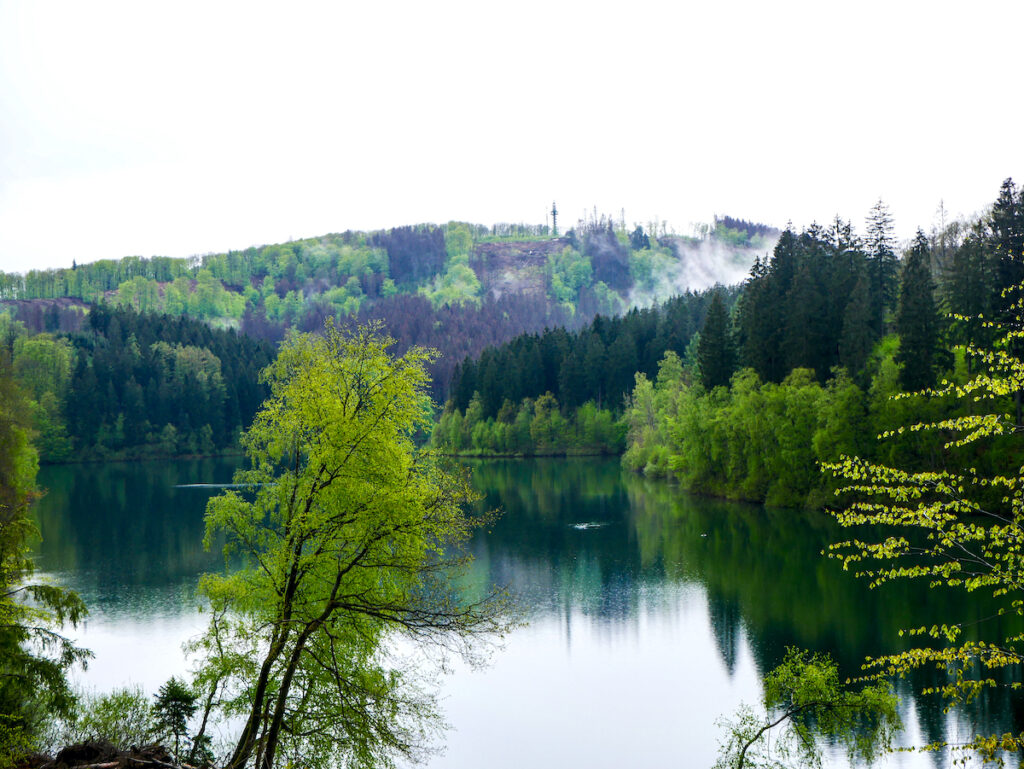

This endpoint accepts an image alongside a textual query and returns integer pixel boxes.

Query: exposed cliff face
[470,238,571,300]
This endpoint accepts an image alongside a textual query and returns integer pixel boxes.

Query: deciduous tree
[194,322,511,769]
[823,277,1024,764]
[0,353,87,762]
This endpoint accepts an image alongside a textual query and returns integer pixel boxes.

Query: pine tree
[991,177,1024,319]
[943,224,995,361]
[698,290,736,390]
[865,200,899,336]
[895,230,940,391]
[839,266,873,377]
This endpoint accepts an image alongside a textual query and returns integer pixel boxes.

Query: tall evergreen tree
[943,225,995,363]
[991,177,1024,319]
[697,290,736,390]
[839,266,873,377]
[895,230,940,391]
[865,200,899,336]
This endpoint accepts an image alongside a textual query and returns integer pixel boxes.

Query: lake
[31,457,1016,768]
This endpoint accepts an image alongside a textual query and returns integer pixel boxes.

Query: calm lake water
[31,457,1019,768]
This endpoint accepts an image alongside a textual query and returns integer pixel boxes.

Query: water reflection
[29,457,1022,766]
[464,458,1022,765]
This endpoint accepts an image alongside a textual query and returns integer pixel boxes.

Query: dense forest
[0,213,770,460]
[434,181,1024,510]
[3,182,1024,768]
[0,306,274,461]
[431,287,738,455]
[623,181,1024,506]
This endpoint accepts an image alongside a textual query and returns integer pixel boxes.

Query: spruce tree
[991,177,1024,319]
[943,225,995,362]
[895,230,940,391]
[839,267,873,377]
[865,200,899,336]
[697,290,736,390]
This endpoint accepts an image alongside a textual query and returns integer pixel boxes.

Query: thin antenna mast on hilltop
[551,201,558,237]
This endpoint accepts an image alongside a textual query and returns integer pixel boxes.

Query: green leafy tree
[66,686,157,751]
[823,277,1024,763]
[715,648,899,769]
[193,322,511,769]
[0,353,88,763]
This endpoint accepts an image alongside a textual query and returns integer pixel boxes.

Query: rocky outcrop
[470,238,571,300]
[23,741,194,769]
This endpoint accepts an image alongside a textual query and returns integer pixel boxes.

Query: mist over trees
[622,179,1024,508]
[4,176,1024,767]
[1,213,770,436]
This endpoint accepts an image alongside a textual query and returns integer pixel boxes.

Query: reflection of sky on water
[29,458,1016,768]
[438,592,757,769]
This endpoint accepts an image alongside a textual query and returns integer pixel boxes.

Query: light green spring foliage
[55,686,157,752]
[193,321,512,769]
[418,223,482,308]
[716,648,900,769]
[822,295,1024,763]
[629,245,677,298]
[547,246,592,310]
[0,351,88,765]
[418,254,482,309]
[431,394,625,456]
[622,362,874,508]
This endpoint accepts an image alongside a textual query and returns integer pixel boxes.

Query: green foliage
[64,686,157,751]
[546,246,592,307]
[628,246,675,294]
[698,290,736,390]
[152,677,198,761]
[895,230,941,391]
[0,353,88,763]
[193,321,512,769]
[623,356,871,507]
[445,222,474,258]
[431,393,626,457]
[821,278,1024,763]
[419,253,482,308]
[715,648,900,769]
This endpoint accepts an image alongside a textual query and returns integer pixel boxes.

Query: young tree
[715,648,899,769]
[152,677,198,761]
[194,321,511,769]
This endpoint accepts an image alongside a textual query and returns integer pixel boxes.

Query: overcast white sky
[0,0,1021,274]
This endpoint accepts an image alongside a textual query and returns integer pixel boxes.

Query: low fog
[626,235,778,309]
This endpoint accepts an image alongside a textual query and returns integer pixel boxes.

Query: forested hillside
[432,287,738,455]
[0,213,771,457]
[0,306,274,461]
[622,181,1024,507]
[433,180,1024,509]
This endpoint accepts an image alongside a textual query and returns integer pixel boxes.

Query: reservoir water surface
[32,457,1014,767]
